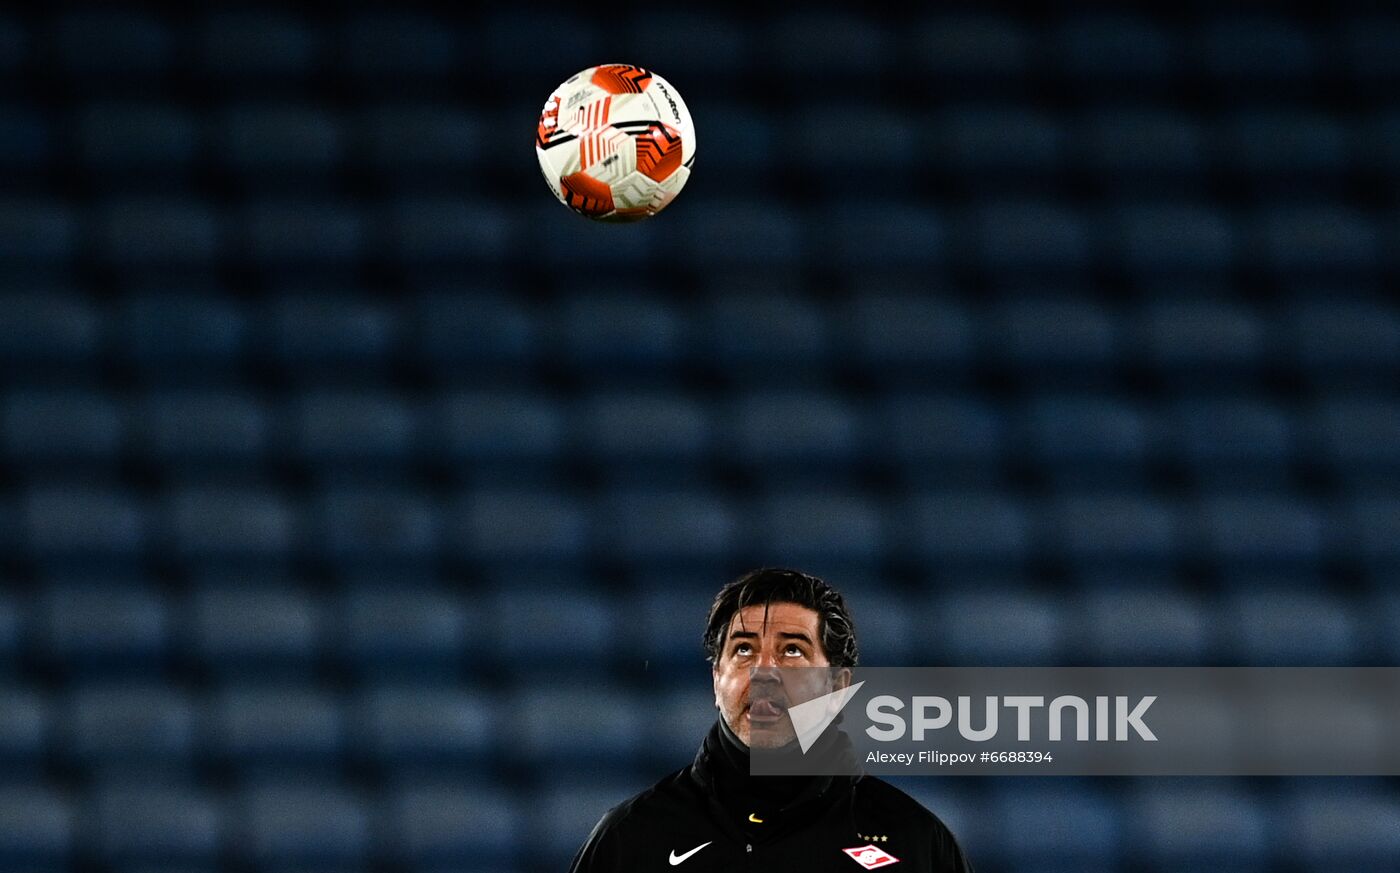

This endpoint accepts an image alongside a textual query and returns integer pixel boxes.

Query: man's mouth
[748,699,787,721]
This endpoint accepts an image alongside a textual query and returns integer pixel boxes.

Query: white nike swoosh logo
[668,841,712,865]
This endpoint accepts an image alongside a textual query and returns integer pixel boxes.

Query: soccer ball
[536,64,695,222]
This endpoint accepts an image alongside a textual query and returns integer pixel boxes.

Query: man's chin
[747,717,797,749]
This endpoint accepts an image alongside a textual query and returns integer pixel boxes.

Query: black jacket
[569,720,973,872]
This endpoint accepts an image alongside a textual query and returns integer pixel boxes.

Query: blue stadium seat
[200,11,320,79]
[992,297,1119,383]
[3,391,123,466]
[25,489,146,561]
[926,590,1063,665]
[1289,298,1400,387]
[0,786,72,867]
[78,103,197,173]
[385,786,520,866]
[0,106,51,170]
[359,104,482,177]
[451,490,586,564]
[39,584,165,669]
[1115,203,1235,275]
[1340,15,1400,83]
[481,9,600,76]
[1347,497,1400,570]
[1221,110,1349,187]
[432,391,565,480]
[1168,398,1295,485]
[973,202,1091,273]
[899,492,1031,569]
[98,198,221,266]
[188,584,322,676]
[536,780,654,869]
[989,783,1119,867]
[1054,15,1179,91]
[0,292,99,373]
[686,106,774,180]
[491,586,614,670]
[353,685,491,768]
[89,784,222,863]
[771,12,889,80]
[674,201,803,268]
[1226,590,1360,665]
[340,11,458,80]
[138,392,267,468]
[515,685,644,765]
[558,294,687,379]
[913,14,1028,81]
[338,586,471,676]
[1251,206,1379,277]
[261,294,396,376]
[878,395,1006,486]
[0,16,28,77]
[1284,787,1400,870]
[1042,494,1178,567]
[166,486,294,563]
[214,686,343,770]
[312,487,438,564]
[1310,397,1400,484]
[1078,109,1206,193]
[215,105,343,175]
[633,574,724,669]
[237,785,369,866]
[243,200,364,265]
[0,200,77,265]
[798,107,914,176]
[1131,300,1266,385]
[522,201,663,268]
[0,595,19,677]
[1128,784,1268,872]
[1197,15,1318,90]
[647,686,719,766]
[1196,496,1328,567]
[727,393,862,474]
[120,293,247,378]
[292,391,415,468]
[939,107,1065,184]
[813,204,945,270]
[1075,589,1212,665]
[753,491,884,571]
[625,15,750,78]
[831,581,916,666]
[843,291,976,383]
[1022,395,1150,485]
[0,686,47,773]
[706,293,828,380]
[385,196,514,265]
[54,11,171,78]
[596,486,739,570]
[576,392,710,475]
[63,684,194,769]
[410,289,537,377]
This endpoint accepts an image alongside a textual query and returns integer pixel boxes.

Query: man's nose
[754,647,781,671]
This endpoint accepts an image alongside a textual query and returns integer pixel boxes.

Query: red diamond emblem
[842,844,900,869]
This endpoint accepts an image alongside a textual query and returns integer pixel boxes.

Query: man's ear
[833,666,852,691]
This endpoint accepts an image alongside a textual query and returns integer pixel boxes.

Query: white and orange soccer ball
[535,64,695,221]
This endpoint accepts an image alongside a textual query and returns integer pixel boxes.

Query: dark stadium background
[2,4,1399,872]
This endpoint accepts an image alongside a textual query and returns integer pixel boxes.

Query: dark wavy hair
[703,567,858,669]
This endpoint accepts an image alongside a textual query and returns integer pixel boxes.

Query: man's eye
[784,645,802,656]
[734,643,752,656]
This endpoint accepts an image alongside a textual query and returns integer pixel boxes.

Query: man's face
[711,601,849,748]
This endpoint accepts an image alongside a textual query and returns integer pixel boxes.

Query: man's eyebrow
[778,632,813,643]
[729,631,759,640]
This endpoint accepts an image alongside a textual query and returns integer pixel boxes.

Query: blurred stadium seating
[1,5,1398,873]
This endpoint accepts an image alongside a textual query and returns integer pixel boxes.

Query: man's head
[704,568,858,748]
